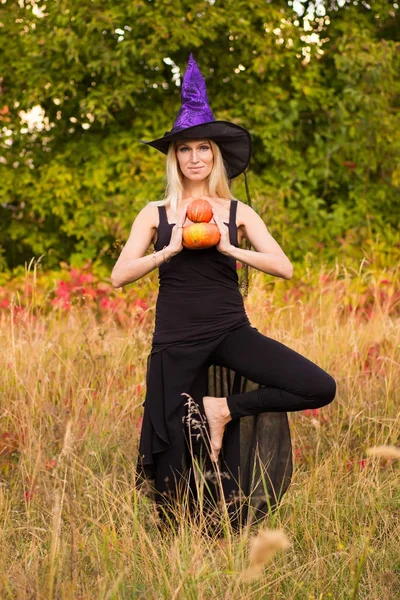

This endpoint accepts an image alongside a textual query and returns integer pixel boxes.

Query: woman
[111,55,336,530]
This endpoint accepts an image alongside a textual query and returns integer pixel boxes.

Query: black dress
[135,200,293,529]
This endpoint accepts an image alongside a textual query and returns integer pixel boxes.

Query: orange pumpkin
[186,198,213,223]
[182,223,220,249]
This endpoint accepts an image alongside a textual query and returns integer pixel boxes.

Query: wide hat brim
[140,120,251,179]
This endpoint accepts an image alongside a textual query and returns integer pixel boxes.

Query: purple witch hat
[141,53,251,179]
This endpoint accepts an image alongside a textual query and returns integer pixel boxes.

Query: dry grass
[0,260,399,599]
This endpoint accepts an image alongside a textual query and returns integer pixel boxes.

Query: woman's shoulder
[235,198,253,210]
[133,203,161,228]
[235,199,257,224]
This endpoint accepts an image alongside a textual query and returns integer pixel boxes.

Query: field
[0,259,399,599]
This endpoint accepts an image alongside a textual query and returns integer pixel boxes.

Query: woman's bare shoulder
[235,199,257,224]
[132,203,160,228]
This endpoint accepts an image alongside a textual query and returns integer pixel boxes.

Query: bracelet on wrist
[152,246,171,268]
[152,250,159,268]
[162,246,171,263]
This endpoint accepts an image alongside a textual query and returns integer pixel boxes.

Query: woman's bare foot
[203,396,232,462]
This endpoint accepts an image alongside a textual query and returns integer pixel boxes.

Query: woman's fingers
[178,207,187,227]
[168,208,186,252]
[212,208,228,233]
[211,207,221,224]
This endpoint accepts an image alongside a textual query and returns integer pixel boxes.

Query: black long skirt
[135,330,293,531]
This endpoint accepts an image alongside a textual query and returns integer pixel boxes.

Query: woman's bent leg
[212,325,336,419]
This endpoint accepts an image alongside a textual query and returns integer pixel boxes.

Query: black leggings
[209,325,336,417]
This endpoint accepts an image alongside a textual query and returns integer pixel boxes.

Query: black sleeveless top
[152,200,250,346]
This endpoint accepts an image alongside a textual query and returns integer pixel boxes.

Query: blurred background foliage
[0,0,399,275]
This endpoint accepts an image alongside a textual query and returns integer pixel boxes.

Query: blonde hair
[148,139,233,214]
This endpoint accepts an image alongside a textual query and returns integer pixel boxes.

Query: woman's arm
[111,205,187,288]
[110,205,160,288]
[213,202,293,280]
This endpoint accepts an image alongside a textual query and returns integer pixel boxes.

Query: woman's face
[175,139,214,181]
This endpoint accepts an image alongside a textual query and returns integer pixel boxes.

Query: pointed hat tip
[172,51,214,130]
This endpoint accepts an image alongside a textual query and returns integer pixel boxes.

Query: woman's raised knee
[316,373,336,407]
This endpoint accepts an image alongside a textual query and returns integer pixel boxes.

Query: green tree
[0,0,399,271]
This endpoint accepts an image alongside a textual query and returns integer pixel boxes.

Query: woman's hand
[212,207,233,256]
[165,207,187,258]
